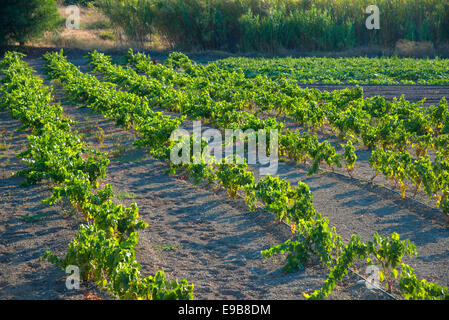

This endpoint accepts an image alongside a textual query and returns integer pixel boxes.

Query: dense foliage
[123,50,449,220]
[0,0,60,46]
[213,56,449,85]
[97,0,449,52]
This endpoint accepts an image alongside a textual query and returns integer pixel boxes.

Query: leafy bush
[83,20,113,30]
[399,264,449,300]
[0,0,61,46]
[97,0,156,47]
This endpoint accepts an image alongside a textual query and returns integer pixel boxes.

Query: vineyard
[213,56,449,85]
[1,49,449,300]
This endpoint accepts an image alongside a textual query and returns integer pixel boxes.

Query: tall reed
[97,0,449,52]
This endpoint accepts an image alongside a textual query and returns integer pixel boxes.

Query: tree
[0,0,61,46]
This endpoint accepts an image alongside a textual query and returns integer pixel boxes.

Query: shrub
[0,0,61,46]
[83,20,113,30]
[152,0,245,51]
[97,0,155,48]
[61,0,96,6]
[99,31,116,41]
[97,0,449,53]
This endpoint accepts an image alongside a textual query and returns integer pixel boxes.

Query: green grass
[21,212,52,223]
[0,135,10,151]
[115,191,137,199]
[83,20,112,30]
[154,243,183,252]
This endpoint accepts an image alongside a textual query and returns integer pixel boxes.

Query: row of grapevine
[286,93,449,217]
[89,50,344,176]
[123,52,449,216]
[41,50,449,299]
[0,52,194,300]
[212,56,449,85]
[103,50,449,219]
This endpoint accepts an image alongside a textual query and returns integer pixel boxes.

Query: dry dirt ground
[1,54,448,300]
